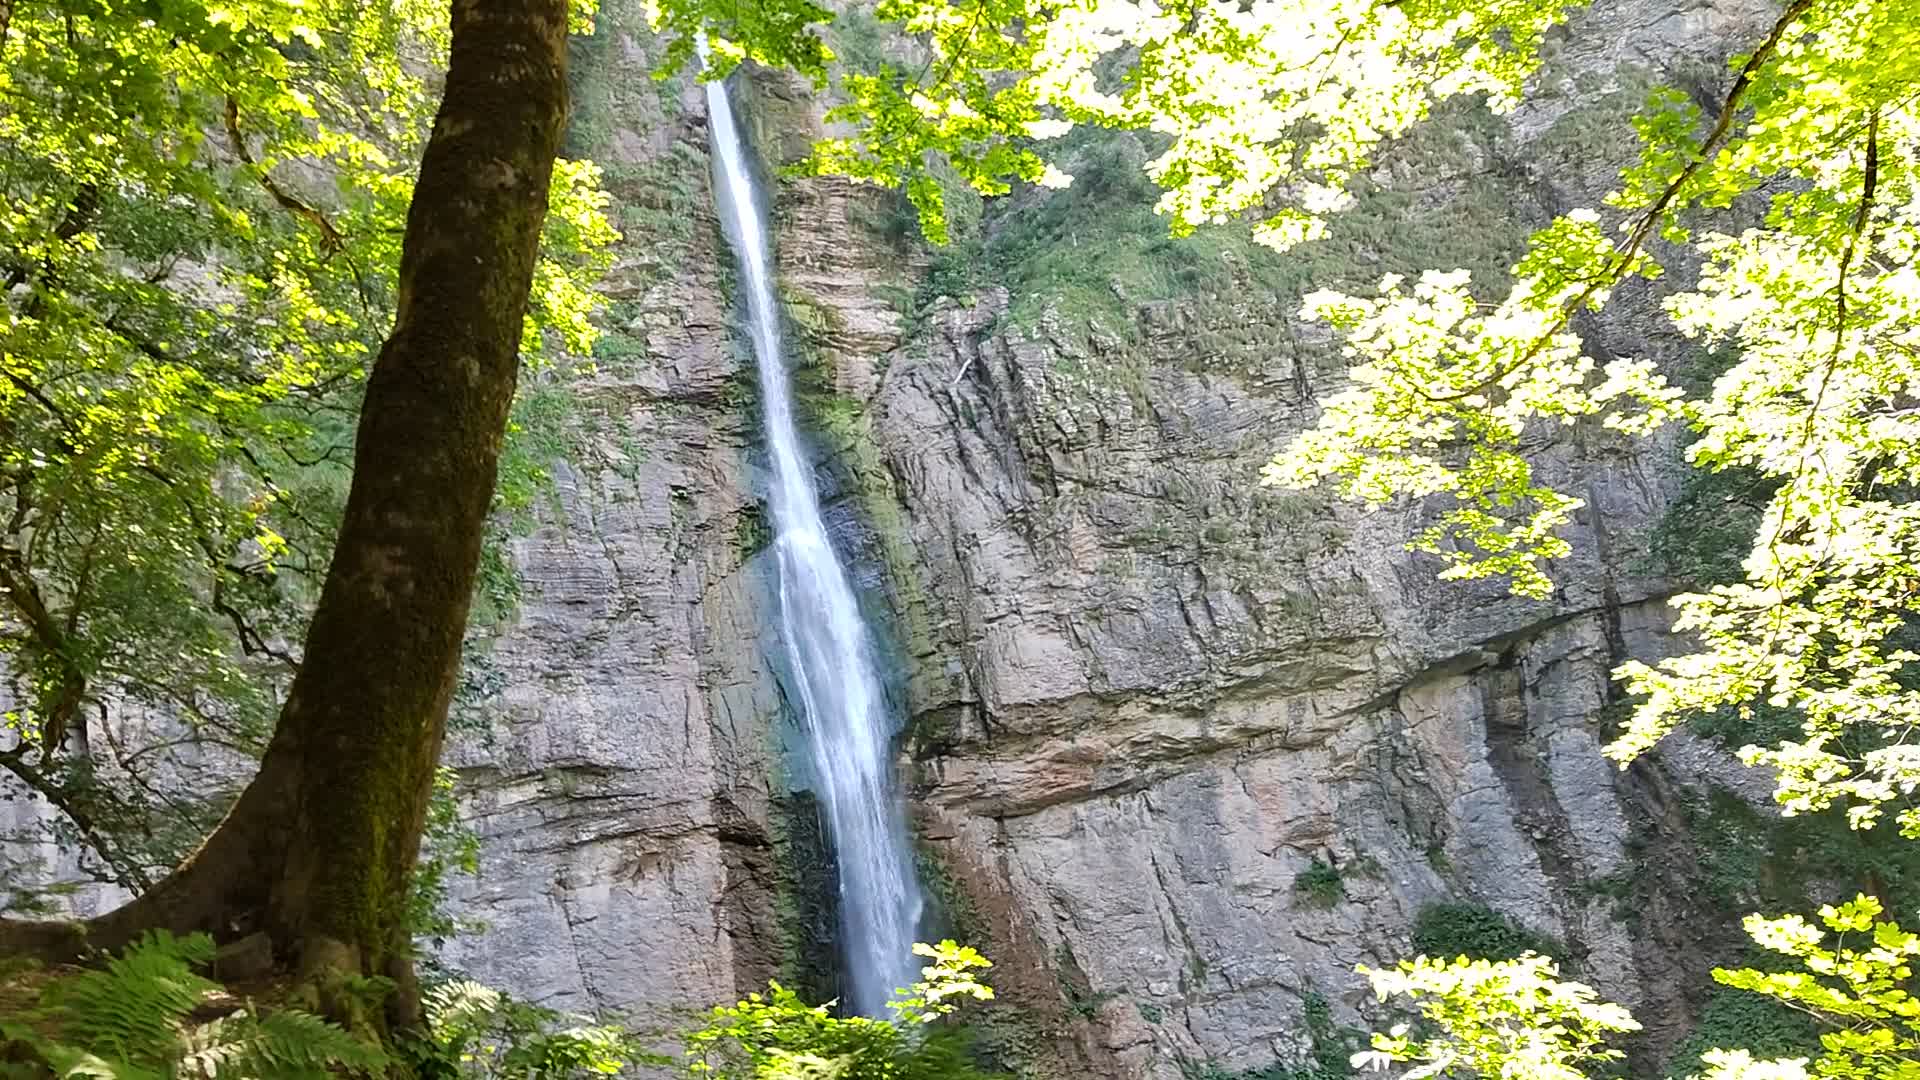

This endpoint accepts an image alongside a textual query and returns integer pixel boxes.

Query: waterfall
[702,63,926,1017]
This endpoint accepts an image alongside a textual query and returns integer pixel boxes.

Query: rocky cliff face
[768,4,1776,1077]
[0,1,1797,1072]
[427,0,1781,1075]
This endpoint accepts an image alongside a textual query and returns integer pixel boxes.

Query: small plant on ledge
[1294,859,1347,910]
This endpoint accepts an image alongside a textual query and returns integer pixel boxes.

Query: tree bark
[1,0,570,1027]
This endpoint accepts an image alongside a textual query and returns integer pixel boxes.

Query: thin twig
[1757,105,1881,584]
[0,739,154,891]
[1803,106,1879,449]
[223,96,346,254]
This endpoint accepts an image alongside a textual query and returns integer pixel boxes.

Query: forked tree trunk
[2,0,570,1026]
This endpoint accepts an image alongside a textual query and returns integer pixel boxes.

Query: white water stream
[703,63,926,1016]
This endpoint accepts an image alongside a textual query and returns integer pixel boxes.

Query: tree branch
[3,183,98,294]
[211,575,301,672]
[0,545,88,755]
[223,97,346,253]
[1767,107,1880,565]
[1413,0,1815,404]
[0,739,155,891]
[222,96,378,318]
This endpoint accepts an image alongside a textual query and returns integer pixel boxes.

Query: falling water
[703,62,926,1016]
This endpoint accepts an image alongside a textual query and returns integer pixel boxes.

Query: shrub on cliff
[685,941,1000,1080]
[1410,903,1566,966]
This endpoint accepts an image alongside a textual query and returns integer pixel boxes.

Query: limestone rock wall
[748,2,1781,1077]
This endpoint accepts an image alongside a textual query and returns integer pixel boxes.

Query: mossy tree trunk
[2,0,570,1028]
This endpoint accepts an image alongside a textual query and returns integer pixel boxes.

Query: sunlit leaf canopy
[647,0,1579,245]
[0,0,613,882]
[1360,894,1920,1080]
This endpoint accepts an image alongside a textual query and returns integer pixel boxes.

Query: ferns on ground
[0,930,389,1079]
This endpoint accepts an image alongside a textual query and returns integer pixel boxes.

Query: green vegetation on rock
[1410,902,1566,964]
[1181,991,1362,1080]
[891,105,1534,408]
[1292,860,1347,910]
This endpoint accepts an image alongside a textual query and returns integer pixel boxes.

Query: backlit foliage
[686,941,998,1079]
[0,0,614,885]
[418,978,659,1078]
[1362,897,1920,1080]
[1353,953,1639,1080]
[646,0,1584,247]
[1265,0,1920,838]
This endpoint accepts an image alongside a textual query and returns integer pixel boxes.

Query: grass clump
[1410,902,1565,963]
[1293,860,1346,910]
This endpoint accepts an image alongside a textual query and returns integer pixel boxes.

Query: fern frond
[25,933,388,1080]
[251,1009,390,1074]
[34,1041,167,1080]
[38,930,219,1066]
[423,978,502,1044]
[174,1006,390,1079]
